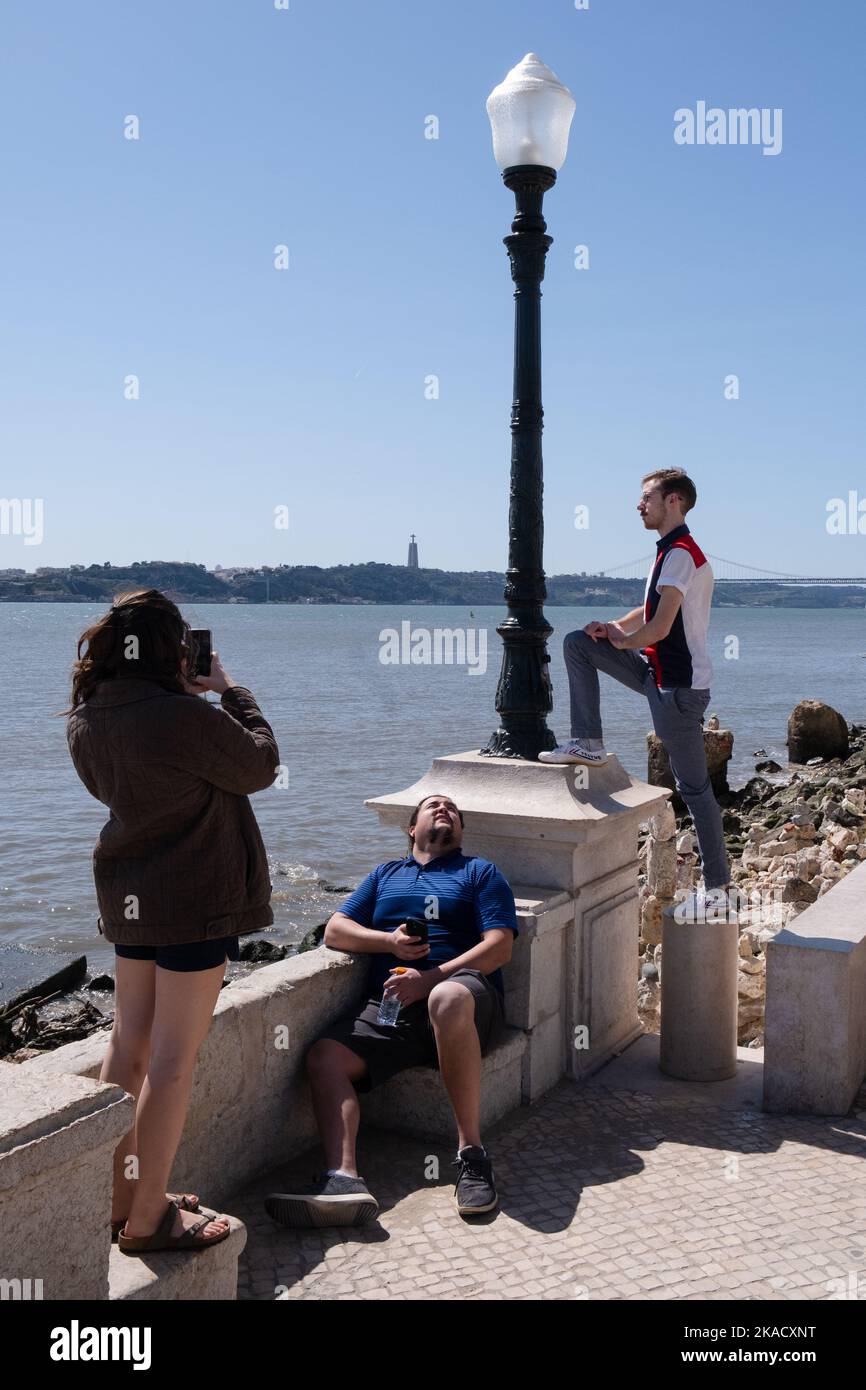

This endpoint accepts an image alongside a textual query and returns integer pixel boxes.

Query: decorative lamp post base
[483,713,558,761]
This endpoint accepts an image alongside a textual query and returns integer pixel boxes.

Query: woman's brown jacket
[67,678,279,946]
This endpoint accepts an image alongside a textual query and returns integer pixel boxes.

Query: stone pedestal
[659,907,739,1081]
[365,750,670,1088]
[0,1065,134,1300]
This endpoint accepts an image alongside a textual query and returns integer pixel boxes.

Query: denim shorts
[114,935,240,972]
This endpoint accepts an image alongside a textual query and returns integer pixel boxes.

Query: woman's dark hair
[406,794,465,850]
[67,588,191,710]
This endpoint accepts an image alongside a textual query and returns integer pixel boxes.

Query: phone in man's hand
[403,917,429,945]
[189,629,212,678]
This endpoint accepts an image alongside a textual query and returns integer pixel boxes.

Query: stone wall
[14,948,368,1211]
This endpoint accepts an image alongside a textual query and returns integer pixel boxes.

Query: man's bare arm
[613,606,645,633]
[323,911,428,961]
[423,927,513,984]
[610,588,684,650]
[385,927,514,998]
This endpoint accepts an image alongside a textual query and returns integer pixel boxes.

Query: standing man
[540,468,730,900]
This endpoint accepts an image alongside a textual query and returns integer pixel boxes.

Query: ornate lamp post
[366,61,669,1090]
[481,54,575,760]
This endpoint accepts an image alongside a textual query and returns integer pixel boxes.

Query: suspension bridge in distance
[597,554,866,586]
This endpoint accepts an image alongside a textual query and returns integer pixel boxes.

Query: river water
[1,602,863,972]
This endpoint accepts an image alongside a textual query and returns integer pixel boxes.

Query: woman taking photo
[66,589,279,1254]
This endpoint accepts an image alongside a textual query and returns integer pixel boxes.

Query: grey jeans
[562,629,730,890]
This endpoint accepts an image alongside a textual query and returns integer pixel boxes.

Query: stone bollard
[659,899,739,1081]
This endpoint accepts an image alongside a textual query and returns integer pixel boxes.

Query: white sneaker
[538,740,609,767]
[672,886,737,925]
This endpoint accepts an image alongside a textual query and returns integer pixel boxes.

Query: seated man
[264,793,518,1228]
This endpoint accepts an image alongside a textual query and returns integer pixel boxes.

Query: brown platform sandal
[117,1198,231,1256]
[111,1192,202,1242]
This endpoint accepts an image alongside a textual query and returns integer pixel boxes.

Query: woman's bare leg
[123,960,229,1240]
[99,957,155,1223]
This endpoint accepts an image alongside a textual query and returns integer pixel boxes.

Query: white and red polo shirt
[641,523,714,689]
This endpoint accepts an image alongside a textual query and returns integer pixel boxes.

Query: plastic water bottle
[376,968,407,1025]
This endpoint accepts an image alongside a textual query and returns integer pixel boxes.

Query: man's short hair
[407,794,465,848]
[641,467,697,515]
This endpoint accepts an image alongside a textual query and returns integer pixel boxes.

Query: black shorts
[114,936,240,972]
[313,968,506,1094]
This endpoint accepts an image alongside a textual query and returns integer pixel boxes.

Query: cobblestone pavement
[232,1072,866,1301]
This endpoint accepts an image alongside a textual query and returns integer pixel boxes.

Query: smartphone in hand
[189,629,212,677]
[403,916,429,945]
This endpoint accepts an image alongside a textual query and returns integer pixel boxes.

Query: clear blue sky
[2,0,864,577]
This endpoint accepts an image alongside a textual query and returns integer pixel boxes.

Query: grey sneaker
[538,740,608,767]
[452,1146,498,1216]
[265,1172,379,1228]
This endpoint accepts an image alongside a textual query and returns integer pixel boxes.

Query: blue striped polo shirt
[337,849,518,997]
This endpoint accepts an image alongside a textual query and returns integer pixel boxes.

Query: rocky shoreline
[638,701,866,1047]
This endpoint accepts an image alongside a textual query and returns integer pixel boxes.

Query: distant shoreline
[2,562,865,609]
[3,595,866,609]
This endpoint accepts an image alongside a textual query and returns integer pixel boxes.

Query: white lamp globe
[486,53,575,172]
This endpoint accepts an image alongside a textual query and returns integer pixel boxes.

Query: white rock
[640,895,663,948]
[743,852,773,873]
[738,1000,765,1025]
[828,826,857,853]
[637,978,660,1022]
[739,954,764,976]
[761,839,788,860]
[648,836,677,898]
[746,823,770,843]
[738,970,765,1000]
[648,803,677,841]
[741,926,763,953]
